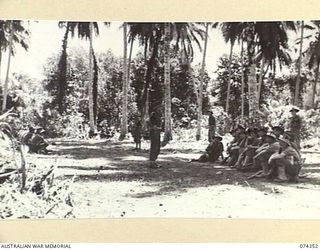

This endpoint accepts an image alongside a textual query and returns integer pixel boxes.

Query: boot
[276,166,288,181]
[256,162,269,178]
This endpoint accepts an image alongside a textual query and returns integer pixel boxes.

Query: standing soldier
[208,111,216,142]
[132,120,142,150]
[289,106,302,149]
[149,109,162,168]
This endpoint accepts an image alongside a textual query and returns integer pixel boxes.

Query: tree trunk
[2,21,13,112]
[225,42,234,114]
[311,62,319,109]
[246,24,258,125]
[294,21,304,106]
[88,22,95,137]
[92,51,98,123]
[162,22,172,146]
[141,34,159,131]
[257,57,265,107]
[20,144,26,193]
[120,22,128,140]
[196,22,209,141]
[0,44,2,87]
[57,28,69,114]
[240,38,245,120]
[127,38,133,88]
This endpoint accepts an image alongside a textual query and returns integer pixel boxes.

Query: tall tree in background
[56,22,70,114]
[162,22,172,145]
[240,36,246,120]
[2,21,13,112]
[220,22,247,114]
[1,20,30,112]
[119,22,128,140]
[306,29,320,108]
[254,22,295,106]
[196,22,209,140]
[59,21,100,136]
[294,21,304,107]
[127,22,205,140]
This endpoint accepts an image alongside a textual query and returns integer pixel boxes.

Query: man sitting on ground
[267,138,302,183]
[235,128,261,171]
[253,133,280,177]
[29,128,49,154]
[189,136,224,163]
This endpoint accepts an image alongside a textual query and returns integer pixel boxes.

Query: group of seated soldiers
[190,125,302,183]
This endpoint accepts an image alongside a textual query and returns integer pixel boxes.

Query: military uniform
[191,136,224,163]
[253,134,280,176]
[149,112,161,162]
[289,113,302,149]
[208,113,216,142]
[268,138,301,182]
[132,121,142,149]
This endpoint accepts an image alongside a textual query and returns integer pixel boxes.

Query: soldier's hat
[290,106,300,113]
[213,135,223,141]
[265,133,277,140]
[272,125,284,133]
[283,130,294,140]
[278,138,291,146]
[237,125,245,131]
[258,127,269,133]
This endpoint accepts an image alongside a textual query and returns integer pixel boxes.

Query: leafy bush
[0,165,74,219]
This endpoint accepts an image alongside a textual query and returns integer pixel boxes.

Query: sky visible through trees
[1,21,303,82]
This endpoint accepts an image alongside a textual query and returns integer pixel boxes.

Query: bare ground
[27,139,320,219]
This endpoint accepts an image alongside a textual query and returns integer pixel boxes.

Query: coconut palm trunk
[225,42,234,114]
[120,22,128,140]
[257,57,265,107]
[162,22,172,146]
[311,62,319,109]
[196,22,209,141]
[240,38,245,120]
[294,21,304,106]
[88,22,95,136]
[2,21,13,112]
[127,38,133,86]
[246,24,259,125]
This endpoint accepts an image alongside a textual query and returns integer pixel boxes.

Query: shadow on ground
[41,140,320,198]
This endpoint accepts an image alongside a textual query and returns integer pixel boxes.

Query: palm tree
[306,29,320,108]
[195,22,209,140]
[171,23,206,141]
[127,22,205,139]
[59,21,100,136]
[56,22,70,114]
[162,22,172,145]
[1,20,30,112]
[240,37,246,120]
[220,22,247,114]
[294,21,304,106]
[119,22,128,140]
[2,21,13,112]
[254,22,296,106]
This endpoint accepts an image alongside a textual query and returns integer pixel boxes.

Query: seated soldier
[29,128,49,154]
[267,138,302,183]
[236,128,261,171]
[253,133,280,177]
[272,125,284,139]
[283,130,300,156]
[189,136,224,163]
[20,126,35,146]
[257,127,269,144]
[227,126,246,167]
